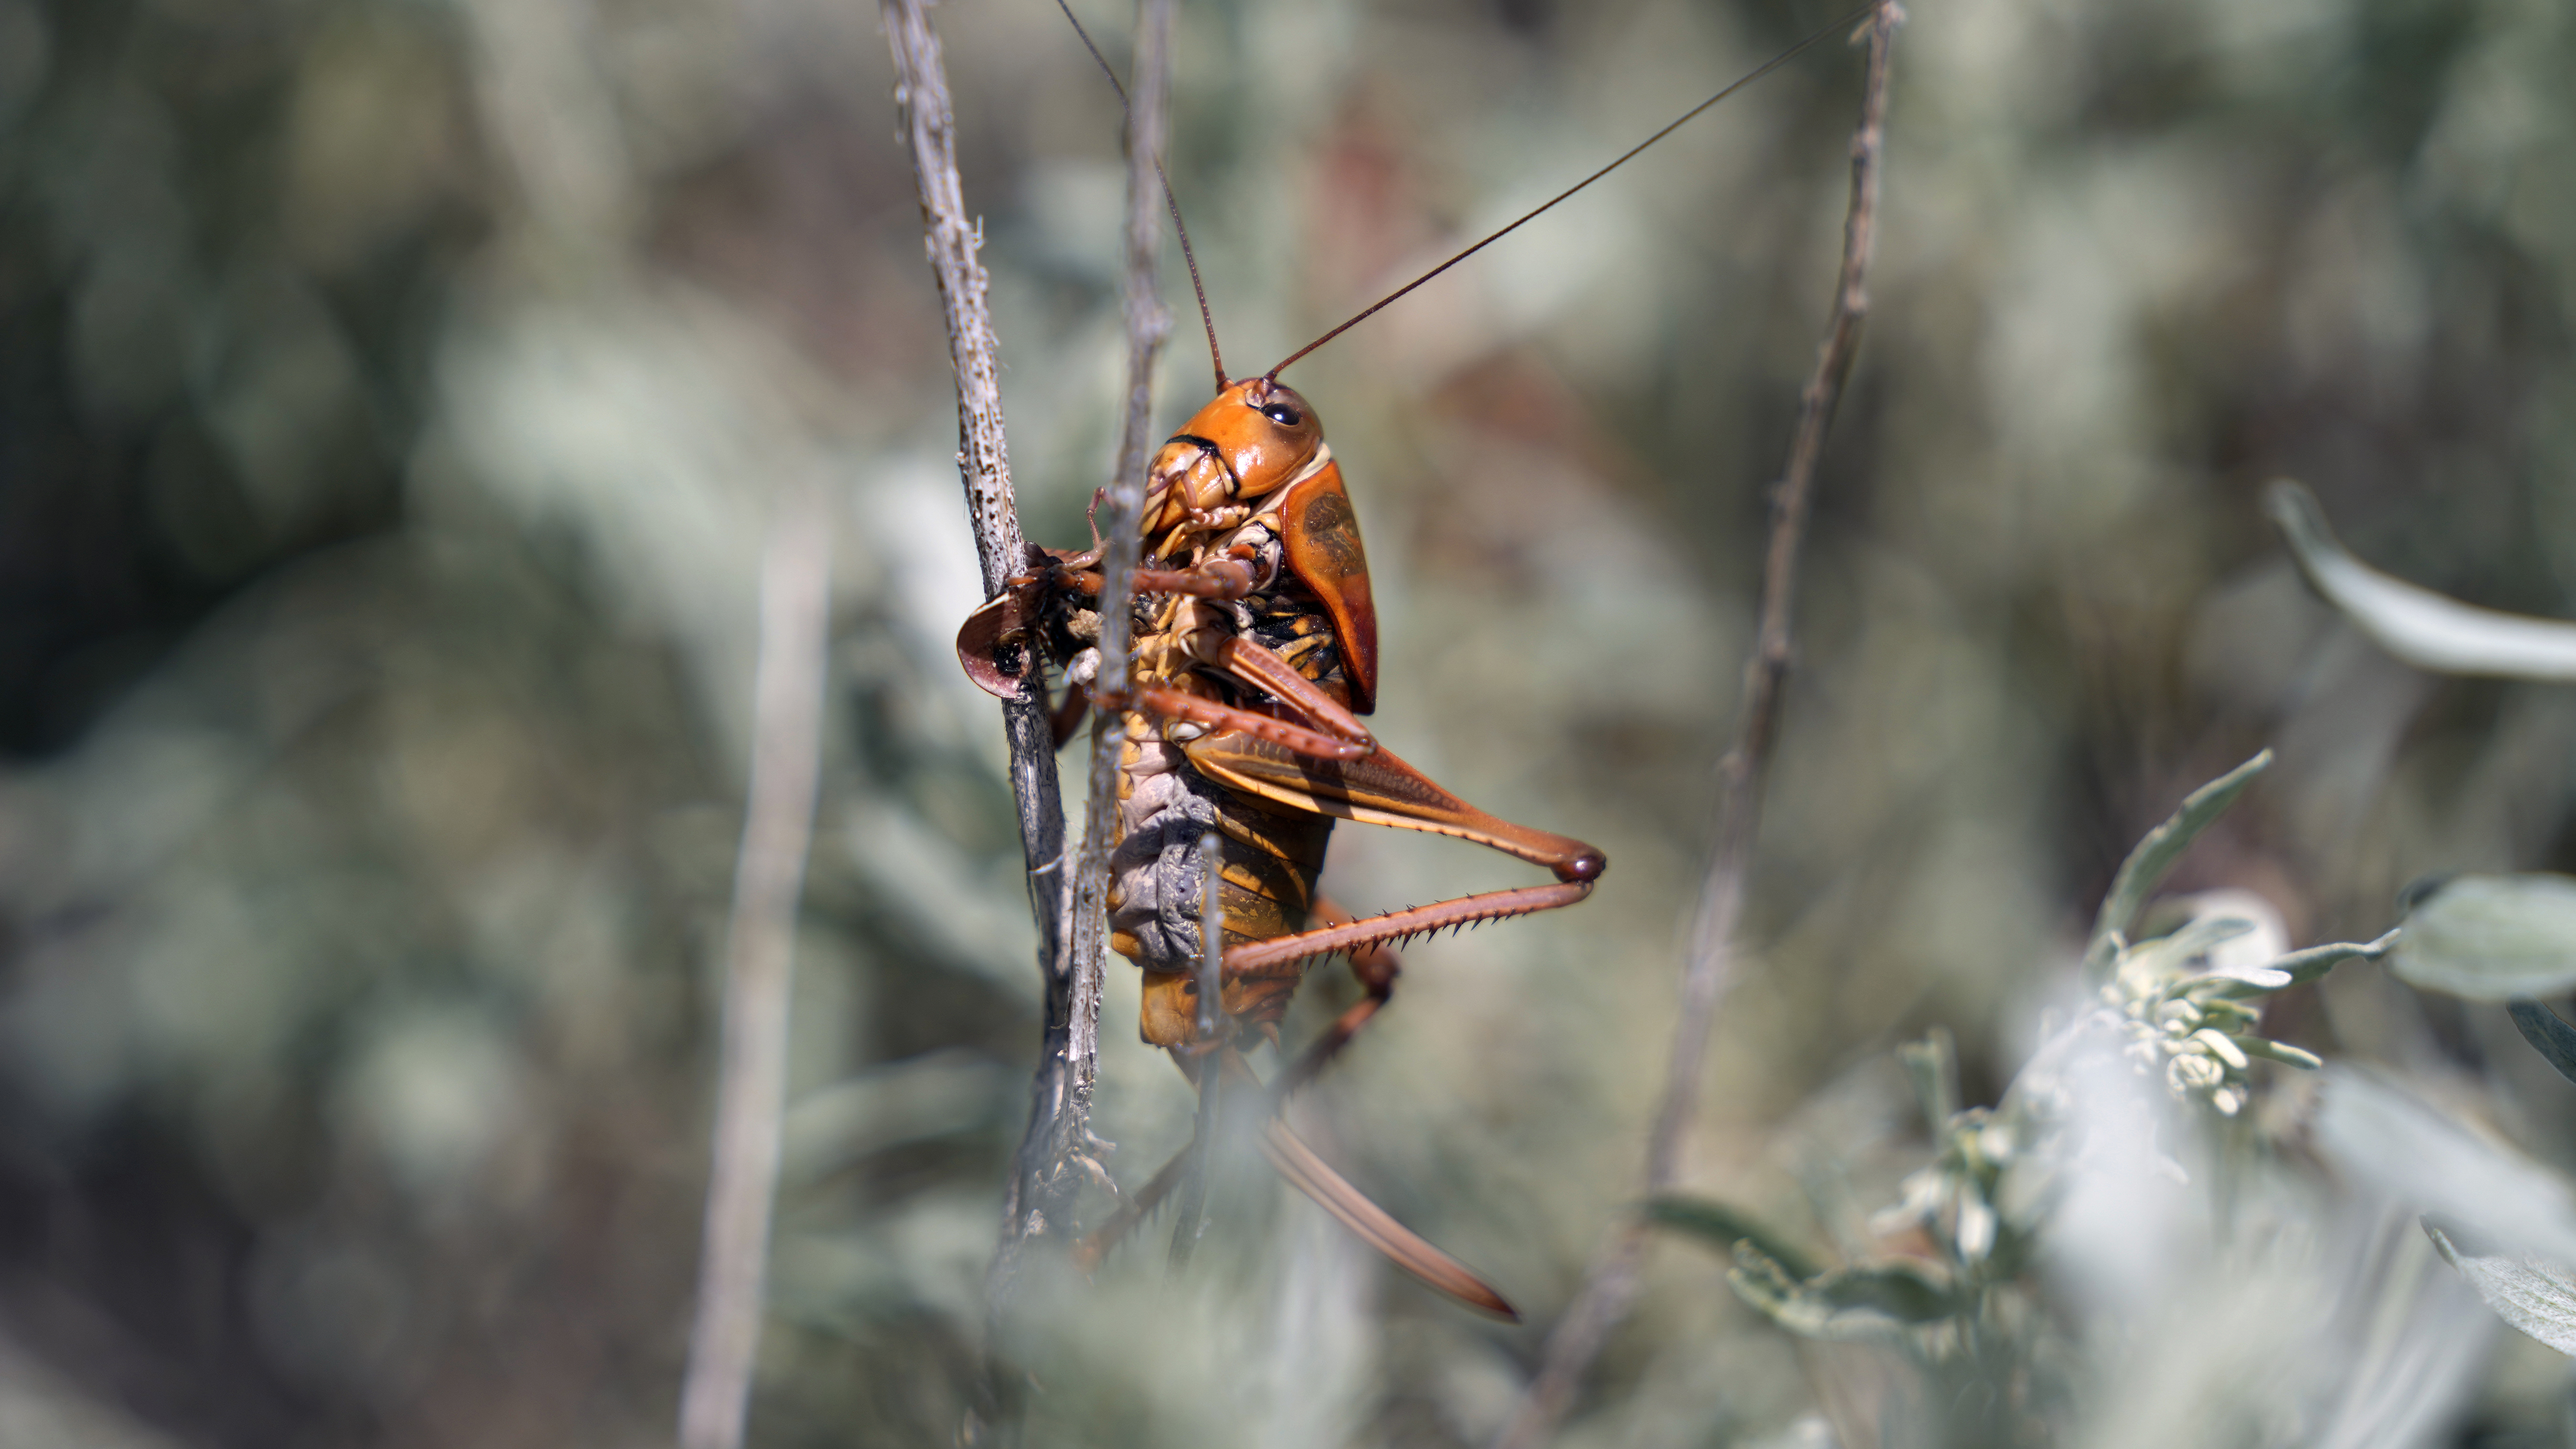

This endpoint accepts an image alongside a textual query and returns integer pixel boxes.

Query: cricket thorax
[1246,569,1353,709]
[1126,509,1294,732]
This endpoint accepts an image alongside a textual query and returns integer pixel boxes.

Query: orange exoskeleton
[956,2,1860,1316]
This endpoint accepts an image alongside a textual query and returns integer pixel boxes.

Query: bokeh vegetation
[5,0,2576,1443]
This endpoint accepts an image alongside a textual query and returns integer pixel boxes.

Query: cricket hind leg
[1221,878,1594,985]
[1070,1048,1519,1320]
[1070,1143,1192,1276]
[1084,903,1514,1316]
[1077,887,1520,1318]
[1257,1113,1517,1319]
[1177,725,1605,989]
[1104,720,1599,1275]
[1273,892,1402,1098]
[1093,893,1375,1263]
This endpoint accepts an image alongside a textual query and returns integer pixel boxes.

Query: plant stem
[882,0,1171,1433]
[677,484,834,1449]
[1492,7,1902,1443]
[880,0,1081,1421]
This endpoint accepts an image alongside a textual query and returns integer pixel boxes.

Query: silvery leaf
[1728,1246,1963,1343]
[2193,932,2397,1000]
[2393,875,2576,1001]
[2507,999,2576,1090]
[2424,1217,2576,1357]
[2317,1069,2576,1266]
[2085,752,2272,978]
[1644,1196,1820,1281]
[2267,480,2576,680]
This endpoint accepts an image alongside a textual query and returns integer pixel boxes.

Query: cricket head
[1143,377,1327,535]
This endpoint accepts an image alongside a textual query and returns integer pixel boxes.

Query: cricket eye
[1262,403,1303,427]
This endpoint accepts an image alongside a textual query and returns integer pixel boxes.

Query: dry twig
[883,0,1173,1429]
[881,0,1077,1307]
[1060,0,1175,1281]
[1493,6,1902,1443]
[677,484,835,1449]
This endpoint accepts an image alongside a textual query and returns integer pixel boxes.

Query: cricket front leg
[1047,684,1091,747]
[1058,545,1257,603]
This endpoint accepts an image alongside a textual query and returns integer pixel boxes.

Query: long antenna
[1265,4,1874,381]
[1055,0,1229,392]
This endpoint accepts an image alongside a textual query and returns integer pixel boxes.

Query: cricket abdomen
[1108,725,1333,1048]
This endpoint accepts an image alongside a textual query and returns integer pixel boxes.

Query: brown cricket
[958,2,1862,1317]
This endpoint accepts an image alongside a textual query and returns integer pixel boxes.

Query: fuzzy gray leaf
[1644,1196,1820,1282]
[2394,876,2576,1001]
[2425,1218,2576,1357]
[2085,752,2271,978]
[1728,1246,1962,1343]
[2268,480,2576,680]
[2319,1071,2576,1266]
[2508,1000,2576,1089]
[2198,932,2397,999]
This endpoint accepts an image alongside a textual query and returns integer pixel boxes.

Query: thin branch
[887,3,1030,601]
[883,0,1172,1431]
[880,0,1075,1354]
[1057,0,1175,1270]
[1491,6,1901,1445]
[678,483,835,1449]
[1169,828,1226,1268]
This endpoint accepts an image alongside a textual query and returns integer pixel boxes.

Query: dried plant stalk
[677,485,834,1449]
[1057,0,1176,1282]
[883,1,1173,1432]
[1494,6,1903,1444]
[880,0,1079,1301]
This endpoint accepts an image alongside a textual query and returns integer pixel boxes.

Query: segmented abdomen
[1107,727,1332,1048]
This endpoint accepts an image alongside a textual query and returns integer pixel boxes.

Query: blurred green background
[3,0,2576,1443]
